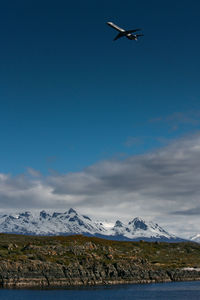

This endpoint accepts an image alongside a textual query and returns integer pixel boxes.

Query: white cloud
[1,133,200,237]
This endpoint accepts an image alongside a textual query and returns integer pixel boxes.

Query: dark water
[0,281,200,300]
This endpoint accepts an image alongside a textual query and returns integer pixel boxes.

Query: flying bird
[107,22,144,41]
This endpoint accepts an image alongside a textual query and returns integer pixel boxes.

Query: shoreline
[1,270,200,289]
[0,278,200,290]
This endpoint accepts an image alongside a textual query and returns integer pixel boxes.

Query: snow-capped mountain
[190,234,200,243]
[0,208,106,236]
[0,208,183,242]
[107,217,181,242]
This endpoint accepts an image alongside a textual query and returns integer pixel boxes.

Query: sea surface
[0,281,200,300]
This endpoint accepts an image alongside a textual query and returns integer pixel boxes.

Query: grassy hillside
[0,233,199,270]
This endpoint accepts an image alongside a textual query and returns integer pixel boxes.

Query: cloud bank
[1,133,200,237]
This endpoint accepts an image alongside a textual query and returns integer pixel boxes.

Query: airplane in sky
[107,22,144,41]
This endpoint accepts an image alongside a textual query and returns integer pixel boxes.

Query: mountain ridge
[0,208,185,242]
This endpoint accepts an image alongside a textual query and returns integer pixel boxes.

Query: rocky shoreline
[0,234,200,288]
[0,260,200,288]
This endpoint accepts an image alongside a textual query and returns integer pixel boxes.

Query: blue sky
[1,0,200,236]
[0,0,200,174]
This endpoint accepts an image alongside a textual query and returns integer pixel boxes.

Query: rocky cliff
[0,234,200,288]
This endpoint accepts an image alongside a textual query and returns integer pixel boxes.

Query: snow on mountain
[0,208,106,236]
[190,234,200,243]
[0,209,182,241]
[108,217,179,241]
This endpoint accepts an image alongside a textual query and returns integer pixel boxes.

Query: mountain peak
[18,211,32,218]
[40,210,50,219]
[114,220,124,227]
[68,208,77,215]
[128,217,148,230]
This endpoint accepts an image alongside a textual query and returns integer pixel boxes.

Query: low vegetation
[0,233,200,270]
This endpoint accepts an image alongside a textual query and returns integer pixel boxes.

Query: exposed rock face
[0,234,199,288]
[0,260,200,288]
